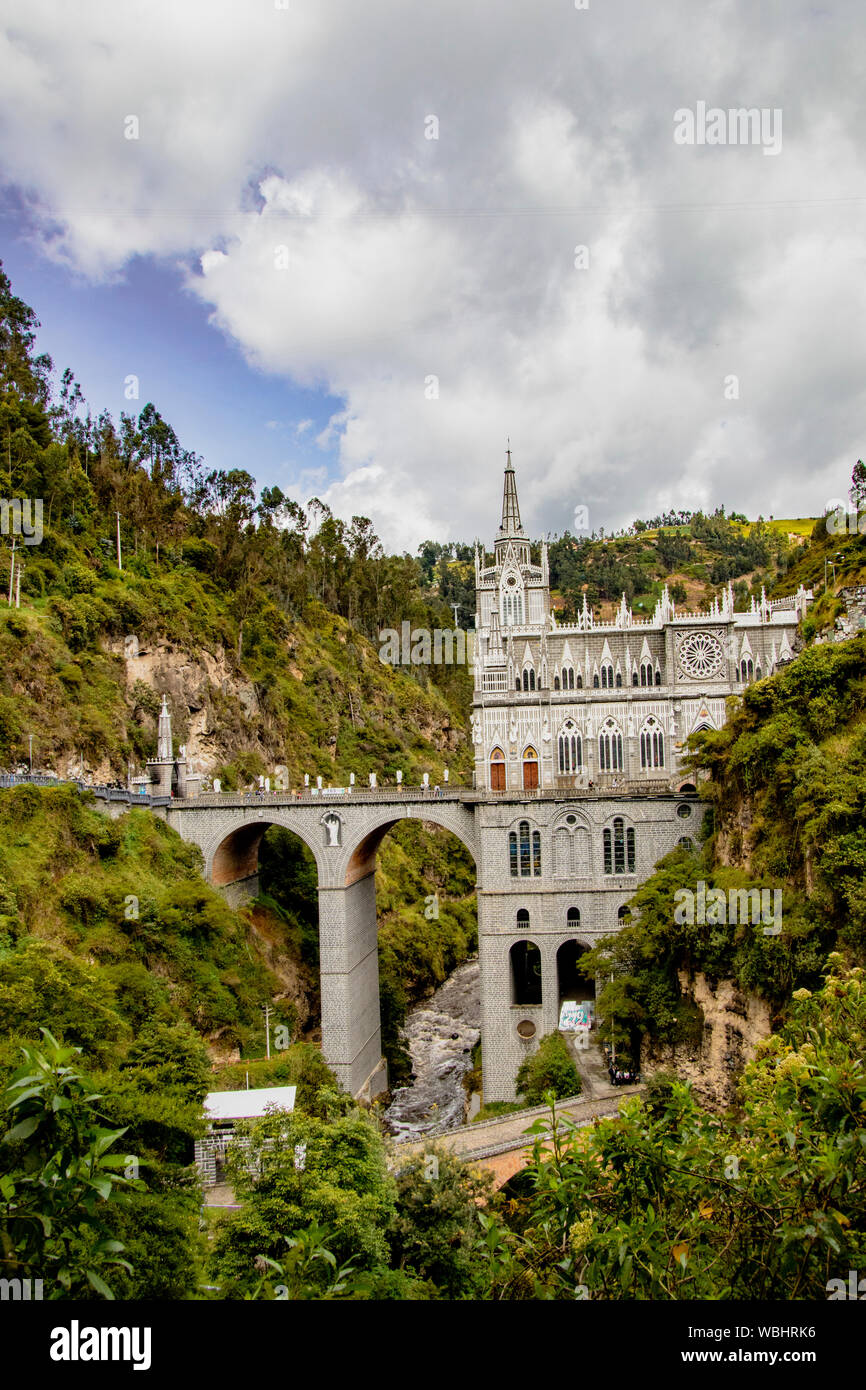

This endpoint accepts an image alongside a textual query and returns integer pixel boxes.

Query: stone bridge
[163,789,480,1099]
[394,1085,645,1188]
[141,781,699,1104]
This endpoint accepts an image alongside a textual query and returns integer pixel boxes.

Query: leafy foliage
[0,1031,140,1299]
[515,1032,581,1105]
[480,959,866,1300]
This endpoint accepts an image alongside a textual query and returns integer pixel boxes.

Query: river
[383,956,481,1141]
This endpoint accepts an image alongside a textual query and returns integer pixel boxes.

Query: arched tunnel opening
[208,813,478,1104]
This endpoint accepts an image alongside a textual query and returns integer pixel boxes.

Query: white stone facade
[472,456,810,795]
[163,459,812,1103]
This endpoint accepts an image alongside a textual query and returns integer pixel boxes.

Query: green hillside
[587,631,866,1061]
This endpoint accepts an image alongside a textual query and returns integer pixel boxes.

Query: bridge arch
[342,803,478,885]
[178,798,478,1100]
[201,814,326,889]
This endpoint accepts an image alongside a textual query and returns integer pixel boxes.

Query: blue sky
[0,202,346,512]
[0,0,863,550]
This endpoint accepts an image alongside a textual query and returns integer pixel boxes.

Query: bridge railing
[0,773,698,808]
[0,774,172,806]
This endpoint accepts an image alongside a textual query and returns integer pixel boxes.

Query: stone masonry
[159,456,812,1102]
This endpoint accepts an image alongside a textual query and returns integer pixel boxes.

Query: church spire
[157,694,173,762]
[499,446,524,537]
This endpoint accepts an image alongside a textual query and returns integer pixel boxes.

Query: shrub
[515,1031,581,1105]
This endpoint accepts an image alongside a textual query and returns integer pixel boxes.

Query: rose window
[677,631,724,679]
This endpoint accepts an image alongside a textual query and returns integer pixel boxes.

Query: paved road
[395,1083,644,1164]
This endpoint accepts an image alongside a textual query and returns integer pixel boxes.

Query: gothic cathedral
[473,453,811,1099]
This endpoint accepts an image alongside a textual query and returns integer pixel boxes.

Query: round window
[517,1020,536,1040]
[676,803,692,819]
[566,813,577,825]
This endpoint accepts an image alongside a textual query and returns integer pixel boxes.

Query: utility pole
[451,601,460,628]
[15,558,21,608]
[261,1003,272,1060]
[28,734,33,774]
[116,512,122,571]
[7,537,15,606]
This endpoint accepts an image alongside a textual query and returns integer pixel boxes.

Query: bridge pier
[317,873,388,1099]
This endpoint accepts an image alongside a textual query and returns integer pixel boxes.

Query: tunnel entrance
[556,940,596,1007]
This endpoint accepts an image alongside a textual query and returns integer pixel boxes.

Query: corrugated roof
[204,1086,297,1121]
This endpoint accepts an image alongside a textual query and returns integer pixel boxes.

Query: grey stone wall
[476,793,704,1099]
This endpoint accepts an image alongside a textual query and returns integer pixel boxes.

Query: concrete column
[542,938,560,1035]
[478,918,512,1102]
[317,873,387,1099]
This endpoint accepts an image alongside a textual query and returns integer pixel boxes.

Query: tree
[850,459,866,509]
[389,1145,492,1297]
[211,1107,397,1291]
[481,957,866,1301]
[0,1030,141,1298]
[515,1031,581,1105]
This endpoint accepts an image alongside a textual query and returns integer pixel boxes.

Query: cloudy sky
[0,0,863,550]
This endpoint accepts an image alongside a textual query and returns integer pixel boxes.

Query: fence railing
[0,773,699,808]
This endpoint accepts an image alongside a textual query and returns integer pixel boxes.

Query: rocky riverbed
[383,957,481,1141]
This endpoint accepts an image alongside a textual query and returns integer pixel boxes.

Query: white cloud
[2,0,865,549]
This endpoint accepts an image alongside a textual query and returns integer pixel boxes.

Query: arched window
[511,821,541,877]
[519,821,531,875]
[604,819,636,873]
[640,719,665,769]
[516,908,530,929]
[614,817,625,873]
[576,672,583,688]
[655,668,662,686]
[678,836,693,851]
[515,678,521,691]
[554,675,561,690]
[593,673,600,688]
[618,905,631,922]
[502,589,524,626]
[598,719,624,771]
[615,671,622,687]
[511,940,542,1005]
[490,747,505,791]
[529,668,536,691]
[566,906,580,928]
[600,663,614,689]
[640,662,651,687]
[632,670,639,687]
[558,727,583,773]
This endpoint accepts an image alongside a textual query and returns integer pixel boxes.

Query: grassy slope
[589,631,866,1063]
[0,564,472,787]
